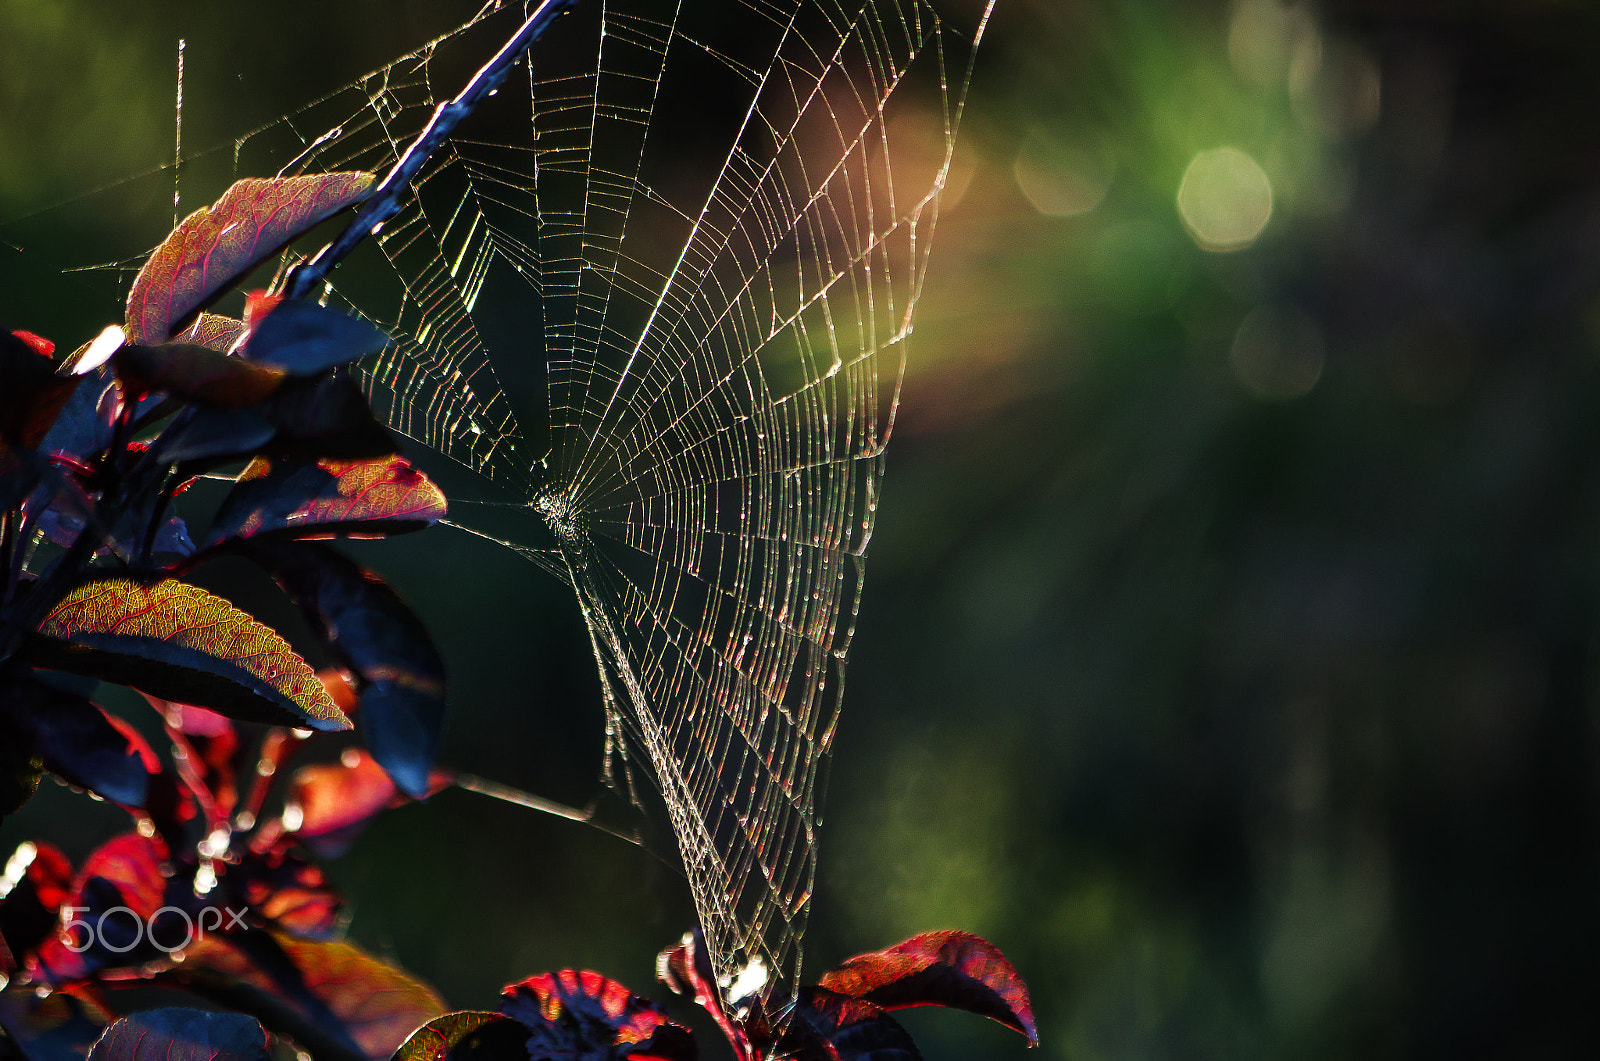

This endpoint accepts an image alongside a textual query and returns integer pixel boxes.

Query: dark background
[6,1,1600,1057]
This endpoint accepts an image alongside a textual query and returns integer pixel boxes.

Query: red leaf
[143,693,241,825]
[206,455,446,547]
[776,988,918,1061]
[7,841,74,909]
[817,931,1036,1046]
[160,697,237,739]
[12,330,55,358]
[234,845,343,940]
[125,172,374,344]
[500,970,696,1061]
[87,1008,269,1061]
[244,291,283,326]
[29,833,171,985]
[657,931,747,1058]
[286,749,405,858]
[74,833,168,917]
[317,667,360,715]
[177,931,445,1061]
[27,577,350,731]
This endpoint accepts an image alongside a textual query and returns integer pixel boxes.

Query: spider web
[216,0,990,1009]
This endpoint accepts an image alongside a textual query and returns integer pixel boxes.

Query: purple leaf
[38,369,119,473]
[246,543,445,797]
[20,683,161,808]
[238,301,390,376]
[0,986,107,1061]
[87,1008,269,1061]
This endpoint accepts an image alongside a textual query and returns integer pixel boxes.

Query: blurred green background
[6,0,1600,1057]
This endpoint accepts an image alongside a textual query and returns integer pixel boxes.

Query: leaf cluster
[1,172,450,821]
[1,170,457,1061]
[1,39,1036,1061]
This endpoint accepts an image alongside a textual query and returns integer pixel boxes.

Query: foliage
[0,169,456,1060]
[0,81,1033,1061]
[0,169,444,816]
[0,0,1031,1051]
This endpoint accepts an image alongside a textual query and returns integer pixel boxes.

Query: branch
[281,0,582,301]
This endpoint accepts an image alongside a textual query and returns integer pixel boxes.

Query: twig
[281,0,581,301]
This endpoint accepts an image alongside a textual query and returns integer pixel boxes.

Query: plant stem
[281,0,582,301]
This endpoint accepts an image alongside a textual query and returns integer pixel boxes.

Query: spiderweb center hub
[534,489,585,544]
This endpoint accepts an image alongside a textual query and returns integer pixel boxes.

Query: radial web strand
[202,0,991,1012]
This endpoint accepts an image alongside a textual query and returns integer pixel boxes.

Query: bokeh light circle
[1177,146,1274,251]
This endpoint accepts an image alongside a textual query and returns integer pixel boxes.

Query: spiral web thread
[214,0,991,1009]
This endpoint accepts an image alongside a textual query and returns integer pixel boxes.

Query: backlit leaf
[287,749,403,859]
[176,931,445,1061]
[817,931,1036,1046]
[392,1012,526,1061]
[87,1008,269,1061]
[125,173,374,344]
[500,970,696,1061]
[206,455,445,548]
[27,577,349,731]
[11,330,55,358]
[175,313,248,353]
[655,931,748,1061]
[146,695,241,822]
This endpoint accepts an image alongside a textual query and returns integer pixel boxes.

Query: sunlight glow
[0,842,38,899]
[74,324,125,374]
